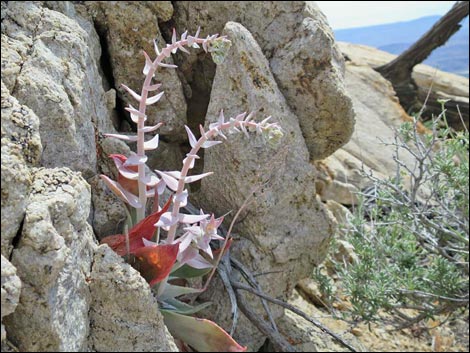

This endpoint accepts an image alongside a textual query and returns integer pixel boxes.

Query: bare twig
[231,281,358,352]
[235,291,298,352]
[230,257,279,333]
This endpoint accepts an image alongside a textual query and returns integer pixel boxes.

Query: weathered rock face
[1,1,361,351]
[195,22,336,349]
[318,53,421,204]
[87,1,188,140]
[1,81,42,258]
[1,1,114,178]
[5,167,96,352]
[89,246,178,352]
[173,1,355,160]
[1,256,21,342]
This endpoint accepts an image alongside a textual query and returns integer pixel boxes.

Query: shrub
[318,102,469,327]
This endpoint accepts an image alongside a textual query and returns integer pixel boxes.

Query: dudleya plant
[99,27,283,352]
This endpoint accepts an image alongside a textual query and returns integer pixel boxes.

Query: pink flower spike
[185,172,213,183]
[202,39,208,52]
[124,154,148,166]
[142,51,154,76]
[179,213,210,224]
[185,125,198,148]
[181,30,188,40]
[146,92,165,106]
[100,175,142,208]
[144,134,160,150]
[141,123,163,133]
[171,28,177,44]
[121,84,142,102]
[104,133,138,142]
[155,170,179,191]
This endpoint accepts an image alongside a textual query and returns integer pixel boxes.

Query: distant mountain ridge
[334,16,469,78]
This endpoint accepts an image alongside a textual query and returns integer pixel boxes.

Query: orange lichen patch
[397,103,431,134]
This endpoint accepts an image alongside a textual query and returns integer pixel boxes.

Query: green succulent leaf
[161,310,246,352]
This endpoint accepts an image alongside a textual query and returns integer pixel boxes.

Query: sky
[314,1,457,30]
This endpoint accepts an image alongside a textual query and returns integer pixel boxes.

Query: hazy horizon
[314,1,456,30]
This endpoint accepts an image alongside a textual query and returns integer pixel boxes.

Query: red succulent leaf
[100,197,172,256]
[130,243,179,286]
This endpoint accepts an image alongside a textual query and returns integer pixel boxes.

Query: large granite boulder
[195,22,336,350]
[173,1,355,160]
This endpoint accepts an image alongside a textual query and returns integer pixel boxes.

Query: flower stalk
[99,27,283,353]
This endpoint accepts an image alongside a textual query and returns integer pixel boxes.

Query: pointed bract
[144,134,160,150]
[141,123,163,133]
[104,133,138,142]
[143,51,154,76]
[121,84,142,102]
[146,91,165,105]
[185,172,213,183]
[185,125,198,148]
[100,175,142,208]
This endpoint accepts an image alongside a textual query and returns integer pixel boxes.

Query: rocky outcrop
[1,1,114,178]
[196,22,336,349]
[89,246,178,352]
[1,256,21,342]
[316,54,422,206]
[2,1,361,351]
[1,81,42,257]
[173,1,355,160]
[5,168,96,351]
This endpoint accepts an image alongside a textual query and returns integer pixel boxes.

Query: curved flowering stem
[124,30,231,222]
[166,114,282,243]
